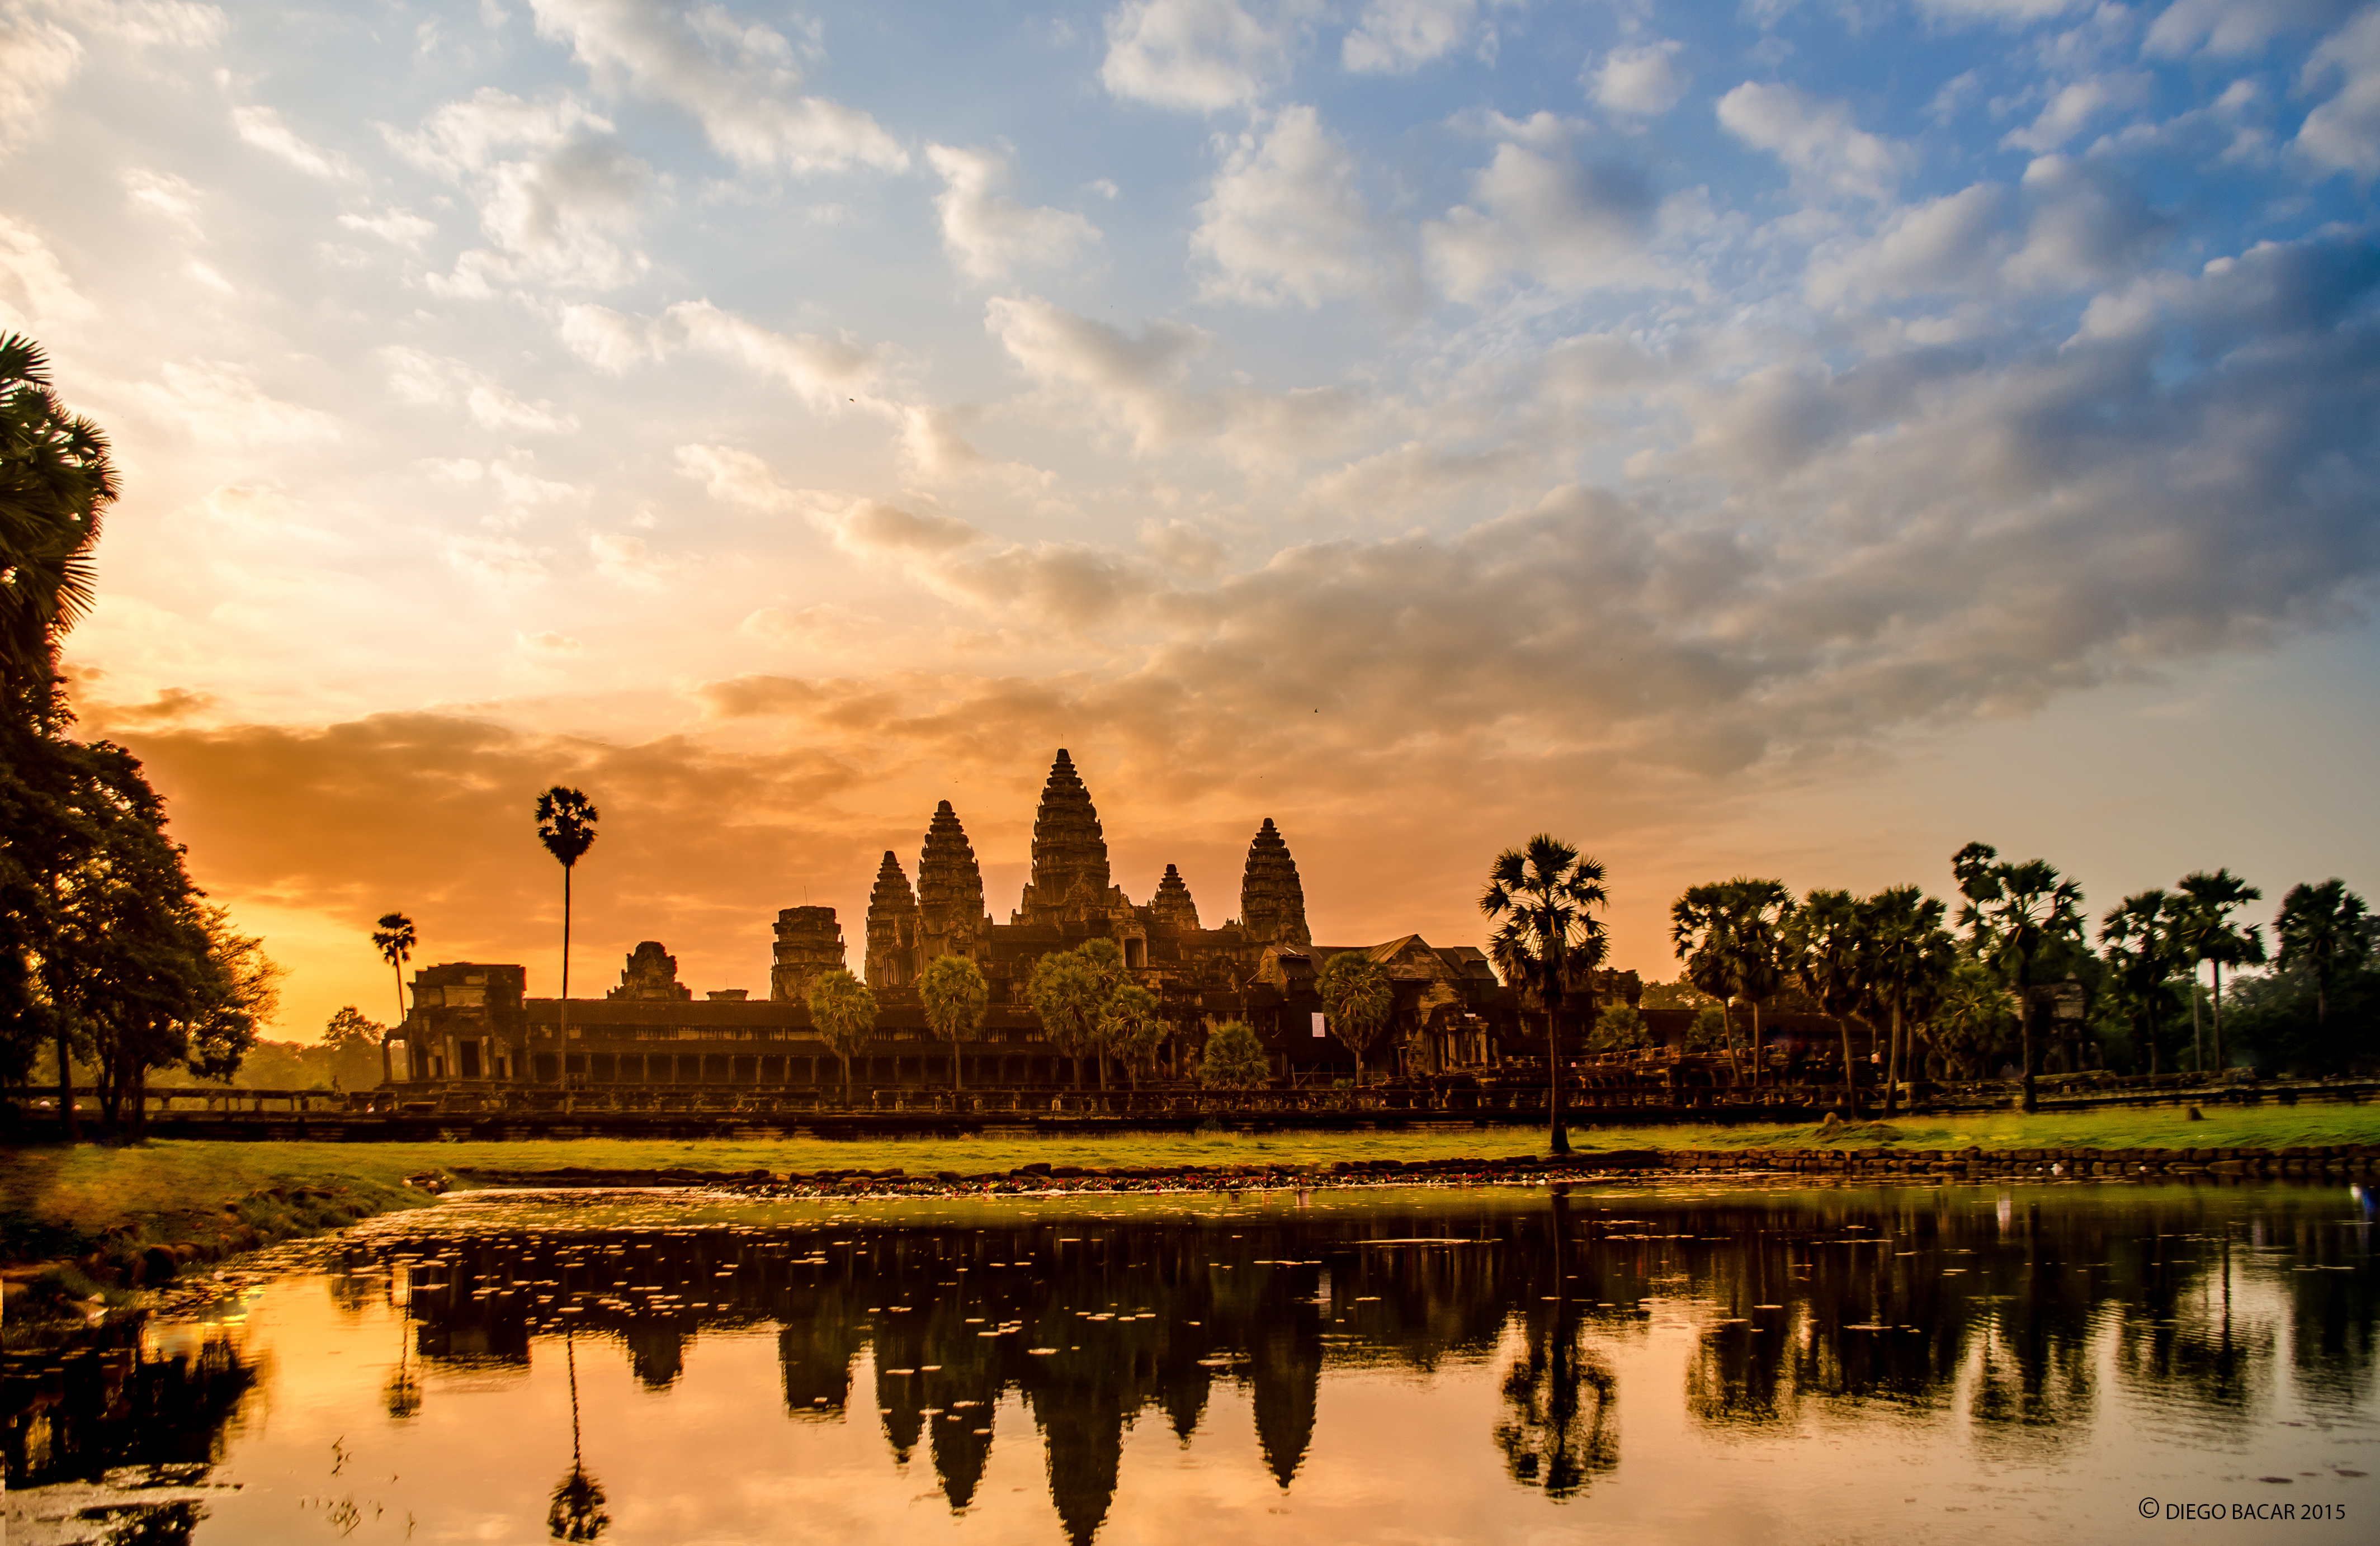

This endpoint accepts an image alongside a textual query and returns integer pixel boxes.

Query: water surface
[6,1181,2375,1544]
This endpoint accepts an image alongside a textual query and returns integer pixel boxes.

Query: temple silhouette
[385,749,1585,1093]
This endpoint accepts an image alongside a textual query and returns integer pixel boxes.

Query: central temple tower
[1012,749,1113,925]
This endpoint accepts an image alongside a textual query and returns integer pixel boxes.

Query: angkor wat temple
[389,750,1551,1091]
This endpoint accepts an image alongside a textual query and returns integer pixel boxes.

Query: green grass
[4,1101,2373,1261]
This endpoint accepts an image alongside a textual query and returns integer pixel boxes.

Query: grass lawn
[4,1102,2374,1256]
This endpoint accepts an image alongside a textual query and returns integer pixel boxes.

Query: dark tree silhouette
[1482,835,1609,1157]
[534,787,598,1084]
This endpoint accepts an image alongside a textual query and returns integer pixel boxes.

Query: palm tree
[2175,868,2264,1075]
[1315,949,1394,1086]
[534,787,598,1085]
[1,333,117,718]
[1669,885,1744,1077]
[2275,880,2365,1030]
[1953,842,2085,1112]
[2100,890,2187,1074]
[547,1332,610,1542]
[1481,835,1610,1158]
[1783,888,1869,1117]
[918,953,989,1092]
[1858,885,1953,1115]
[371,912,414,1082]
[806,968,877,1102]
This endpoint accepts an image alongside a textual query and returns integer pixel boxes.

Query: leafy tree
[1637,976,1719,1011]
[1953,842,2086,1111]
[1481,835,1610,1157]
[1687,1004,1731,1053]
[2100,890,2190,1074]
[1857,885,1954,1115]
[1589,1003,1649,1055]
[534,786,598,1084]
[1076,937,1127,1089]
[1316,949,1394,1085]
[1196,1019,1269,1090]
[1924,958,2020,1079]
[1100,982,1165,1090]
[1783,888,1869,1117]
[321,1006,387,1090]
[918,953,989,1092]
[806,968,876,1102]
[1,333,116,715]
[2174,868,2264,1073]
[2275,880,2367,1029]
[1027,948,1103,1089]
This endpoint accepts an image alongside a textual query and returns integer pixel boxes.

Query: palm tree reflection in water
[1494,1190,1619,1498]
[549,1332,611,1543]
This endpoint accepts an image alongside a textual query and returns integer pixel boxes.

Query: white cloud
[2295,6,2380,177]
[1590,40,1689,118]
[1805,182,2011,305]
[134,361,339,447]
[1911,0,2088,21]
[660,300,879,409]
[1192,105,1395,306]
[986,294,1214,448]
[0,11,81,156]
[231,104,352,179]
[591,529,665,588]
[0,214,87,330]
[338,207,437,249]
[1101,0,1295,111]
[1342,0,1474,75]
[123,167,204,239]
[528,0,905,174]
[1423,117,1664,302]
[556,301,653,372]
[1717,81,1909,201]
[927,144,1099,282]
[397,89,650,294]
[2003,154,2168,291]
[2000,72,2148,153]
[676,442,810,513]
[75,0,225,48]
[2145,0,2360,58]
[380,347,579,434]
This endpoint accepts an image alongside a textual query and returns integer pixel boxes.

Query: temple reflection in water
[4,1185,2373,1544]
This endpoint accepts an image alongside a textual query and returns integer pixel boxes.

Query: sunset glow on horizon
[7,0,2377,1037]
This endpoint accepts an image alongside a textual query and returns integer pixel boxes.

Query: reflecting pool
[6,1181,2376,1544]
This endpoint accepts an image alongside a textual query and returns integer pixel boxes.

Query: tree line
[0,335,280,1134]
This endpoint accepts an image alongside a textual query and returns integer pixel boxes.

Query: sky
[3,0,2377,1039]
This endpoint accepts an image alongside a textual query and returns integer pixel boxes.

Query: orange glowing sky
[10,0,2377,1037]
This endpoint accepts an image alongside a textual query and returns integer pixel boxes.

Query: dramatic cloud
[16,0,2377,1028]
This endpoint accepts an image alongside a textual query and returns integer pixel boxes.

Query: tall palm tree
[1858,885,1953,1115]
[1953,842,2085,1112]
[2175,868,2263,1075]
[2100,890,2187,1075]
[1783,888,1868,1117]
[2275,879,2364,1030]
[534,787,598,1085]
[1669,885,1744,1077]
[371,912,415,1084]
[1,333,117,718]
[1481,835,1610,1157]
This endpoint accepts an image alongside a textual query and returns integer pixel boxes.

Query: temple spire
[865,850,922,989]
[1239,817,1310,946]
[918,800,987,957]
[1016,748,1111,923]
